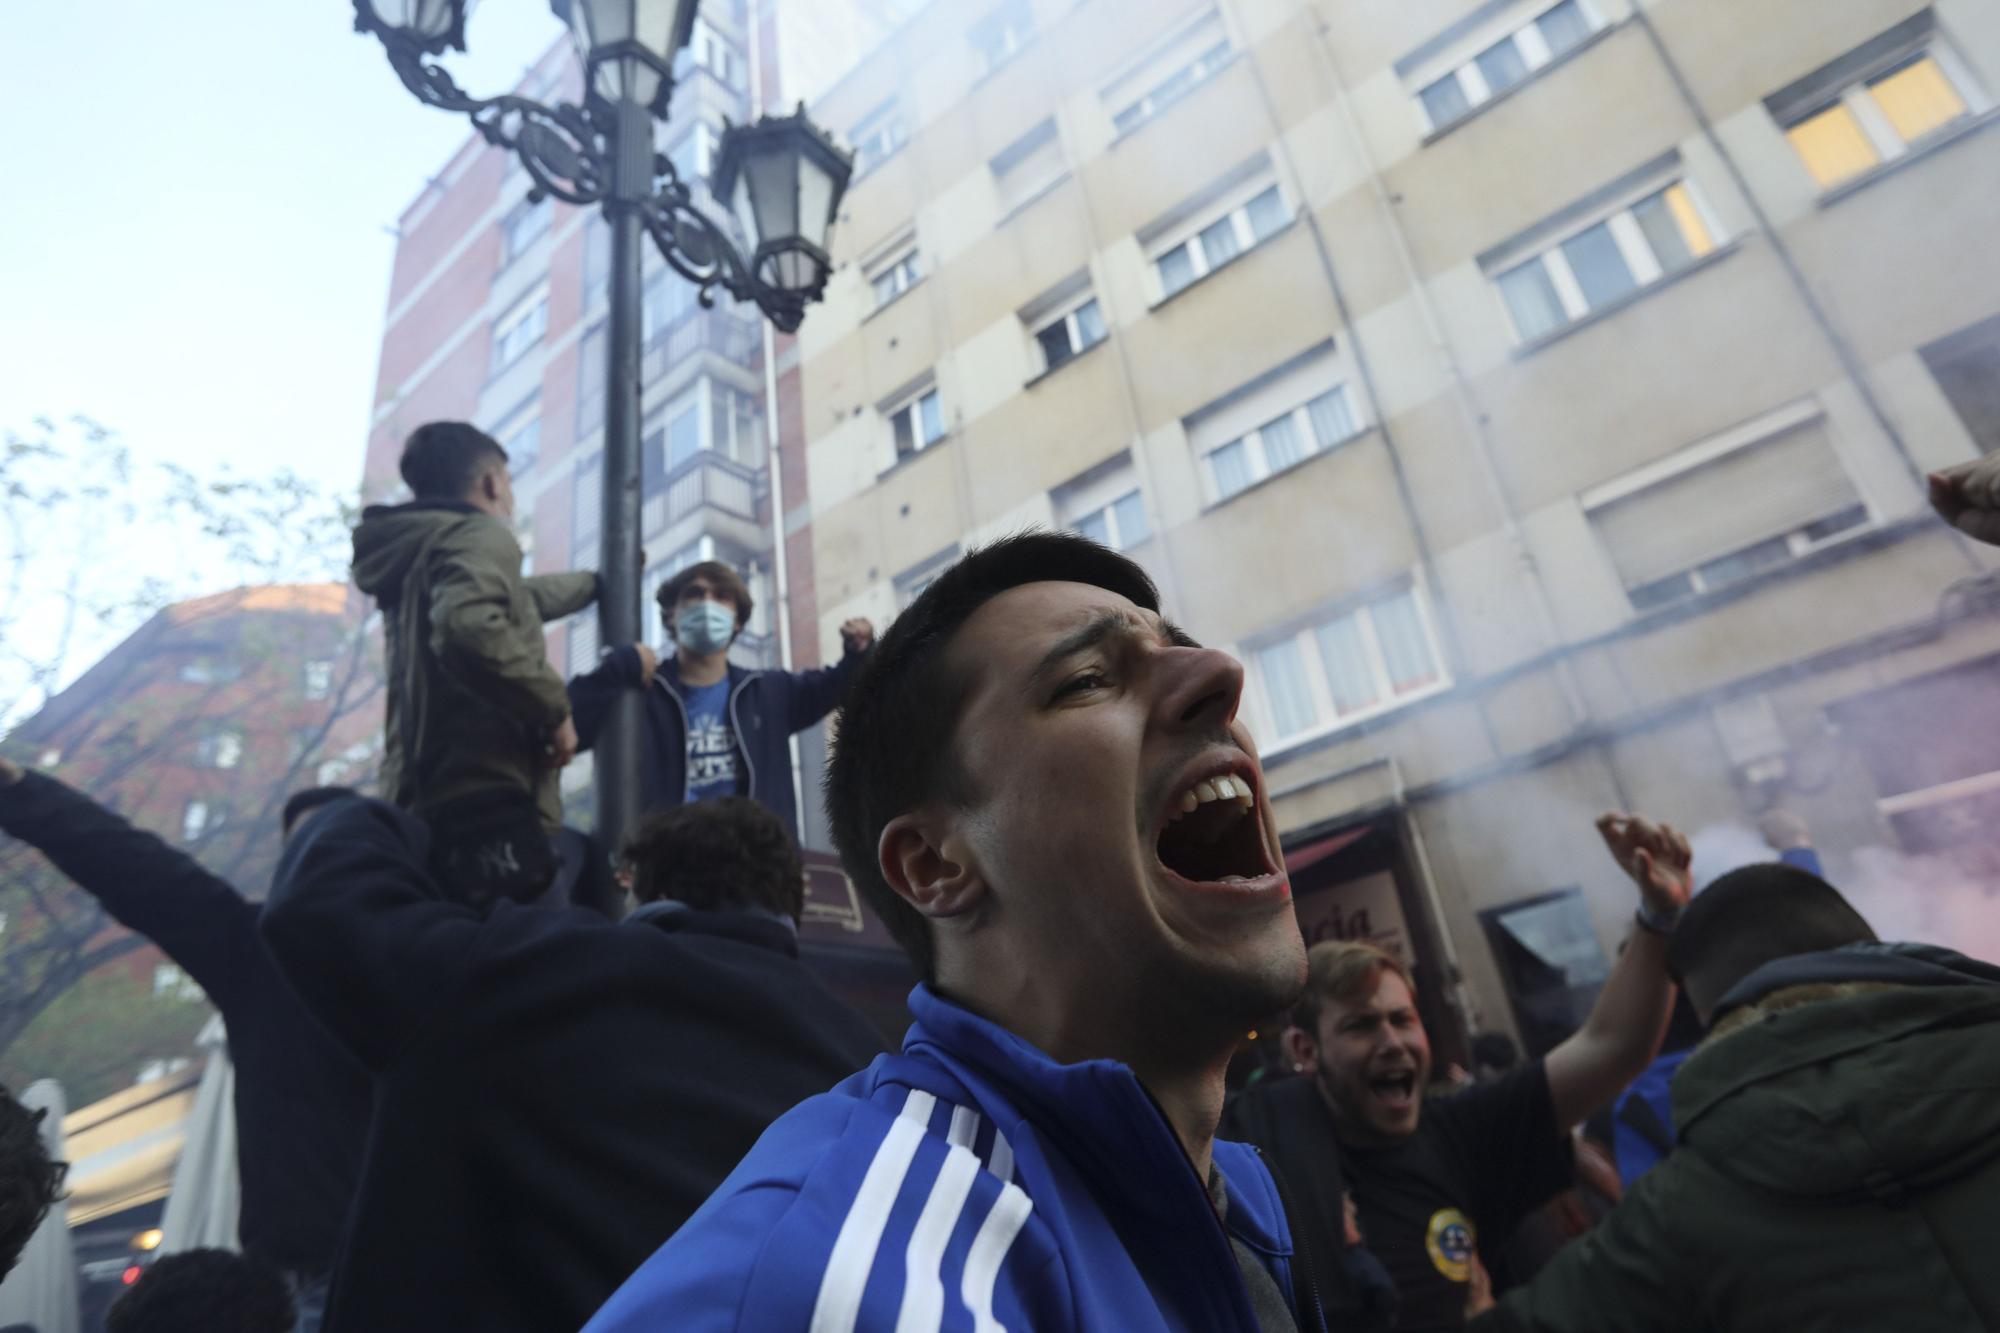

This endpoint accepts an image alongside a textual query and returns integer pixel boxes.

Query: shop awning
[1284,826,1372,876]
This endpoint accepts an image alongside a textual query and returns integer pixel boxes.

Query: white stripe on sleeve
[959,1181,1034,1333]
[987,1130,1015,1185]
[947,1105,981,1151]
[810,1088,937,1333]
[892,1145,982,1333]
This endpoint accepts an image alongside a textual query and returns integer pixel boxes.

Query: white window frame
[1781,45,1988,188]
[1202,383,1363,503]
[1032,294,1107,373]
[1250,583,1450,749]
[181,800,211,842]
[1489,174,1727,343]
[991,118,1066,215]
[970,0,1034,76]
[302,660,334,700]
[669,121,720,183]
[491,290,549,371]
[690,18,740,87]
[491,395,541,476]
[886,384,946,464]
[1072,488,1150,551]
[1411,0,1608,133]
[1149,175,1289,301]
[195,729,243,771]
[867,244,921,309]
[1105,8,1234,135]
[500,194,552,264]
[851,99,909,175]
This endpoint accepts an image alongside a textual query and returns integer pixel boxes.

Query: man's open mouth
[1155,771,1274,886]
[1369,1070,1418,1110]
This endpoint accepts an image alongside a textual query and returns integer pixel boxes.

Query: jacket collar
[625,899,800,955]
[656,659,762,701]
[902,984,1287,1253]
[1711,941,2000,1021]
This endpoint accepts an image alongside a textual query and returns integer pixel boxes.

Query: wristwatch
[1635,899,1682,936]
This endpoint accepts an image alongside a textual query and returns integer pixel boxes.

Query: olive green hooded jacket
[1479,943,2000,1333]
[352,500,597,831]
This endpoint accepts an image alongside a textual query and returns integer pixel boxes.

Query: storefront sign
[1294,870,1413,965]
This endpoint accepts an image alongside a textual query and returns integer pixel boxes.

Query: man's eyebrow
[1030,609,1198,680]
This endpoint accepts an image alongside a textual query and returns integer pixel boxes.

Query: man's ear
[879,810,985,921]
[1282,1024,1319,1075]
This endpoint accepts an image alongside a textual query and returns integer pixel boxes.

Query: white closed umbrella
[0,1079,80,1333]
[158,1015,240,1253]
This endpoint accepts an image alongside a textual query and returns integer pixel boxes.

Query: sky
[0,1,568,499]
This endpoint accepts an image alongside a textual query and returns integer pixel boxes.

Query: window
[1777,51,1981,191]
[896,545,961,608]
[1253,585,1445,743]
[1584,405,1870,611]
[194,729,243,770]
[1033,297,1107,373]
[1480,889,1611,1055]
[153,963,204,1002]
[1203,385,1359,501]
[1765,15,1986,193]
[302,660,333,700]
[1105,9,1232,134]
[970,0,1034,76]
[1151,179,1289,300]
[642,378,763,492]
[851,100,908,175]
[867,244,921,309]
[992,119,1065,215]
[500,194,552,264]
[577,323,607,435]
[492,396,541,477]
[178,659,241,685]
[1054,455,1151,552]
[491,292,548,371]
[1489,177,1722,342]
[567,613,601,677]
[686,18,741,87]
[181,800,211,842]
[1920,313,2000,454]
[573,455,603,554]
[669,122,719,184]
[642,264,699,342]
[888,386,946,461]
[1410,1,1607,133]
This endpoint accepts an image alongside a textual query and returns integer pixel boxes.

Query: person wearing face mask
[567,560,873,838]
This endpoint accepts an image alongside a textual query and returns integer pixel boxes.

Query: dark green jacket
[352,500,596,829]
[1479,944,2000,1333]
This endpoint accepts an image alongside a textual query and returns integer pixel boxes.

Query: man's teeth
[1171,774,1255,818]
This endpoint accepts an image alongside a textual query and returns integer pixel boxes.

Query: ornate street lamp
[350,0,854,853]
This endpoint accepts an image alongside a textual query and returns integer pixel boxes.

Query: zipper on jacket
[727,673,761,802]
[653,671,695,805]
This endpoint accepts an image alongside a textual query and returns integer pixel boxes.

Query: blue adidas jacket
[587,983,1319,1332]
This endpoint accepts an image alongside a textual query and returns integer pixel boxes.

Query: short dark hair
[825,531,1160,977]
[0,1087,64,1279]
[281,786,357,834]
[399,421,506,500]
[1667,862,1877,1010]
[655,560,754,631]
[106,1249,296,1333]
[621,797,804,920]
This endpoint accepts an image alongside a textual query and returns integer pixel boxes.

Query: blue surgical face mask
[675,601,736,656]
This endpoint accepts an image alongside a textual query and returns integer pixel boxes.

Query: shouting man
[1228,815,1689,1332]
[589,532,1318,1332]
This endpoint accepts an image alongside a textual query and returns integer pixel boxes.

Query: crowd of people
[0,424,1996,1331]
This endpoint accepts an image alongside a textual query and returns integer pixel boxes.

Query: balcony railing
[641,305,761,388]
[644,452,761,534]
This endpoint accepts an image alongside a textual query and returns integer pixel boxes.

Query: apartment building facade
[793,0,2000,1053]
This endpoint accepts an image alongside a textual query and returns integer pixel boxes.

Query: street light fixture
[350,0,854,853]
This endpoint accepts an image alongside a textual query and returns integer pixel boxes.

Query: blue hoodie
[587,984,1319,1332]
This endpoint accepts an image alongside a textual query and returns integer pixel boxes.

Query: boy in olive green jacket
[353,421,596,906]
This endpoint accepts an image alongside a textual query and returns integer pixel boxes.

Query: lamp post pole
[351,0,852,861]
[598,99,655,856]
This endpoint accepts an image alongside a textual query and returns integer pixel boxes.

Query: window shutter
[1590,420,1861,588]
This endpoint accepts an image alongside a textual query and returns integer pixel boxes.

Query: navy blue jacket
[567,645,867,836]
[589,983,1323,1331]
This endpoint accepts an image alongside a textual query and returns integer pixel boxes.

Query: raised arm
[427,523,572,736]
[1542,814,1690,1132]
[0,759,253,1003]
[258,796,483,1073]
[525,570,599,623]
[780,619,874,732]
[567,644,654,752]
